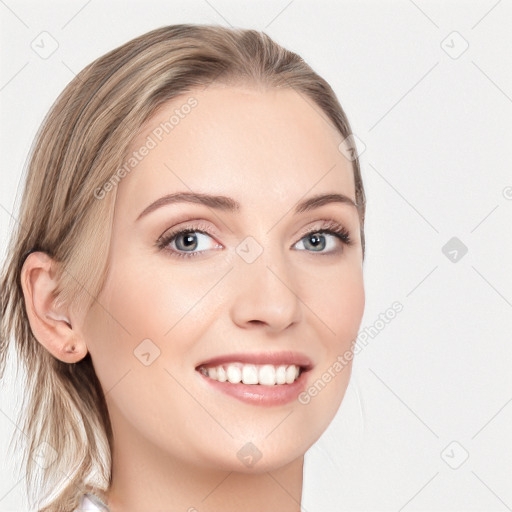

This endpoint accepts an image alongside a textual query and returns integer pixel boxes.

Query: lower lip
[196,369,311,406]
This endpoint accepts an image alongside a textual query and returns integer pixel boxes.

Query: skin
[21,84,365,511]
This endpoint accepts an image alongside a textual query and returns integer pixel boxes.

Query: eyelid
[158,218,348,241]
[157,220,220,244]
[293,219,350,240]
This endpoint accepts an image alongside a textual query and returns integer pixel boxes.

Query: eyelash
[156,220,353,260]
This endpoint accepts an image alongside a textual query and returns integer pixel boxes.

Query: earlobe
[20,251,88,363]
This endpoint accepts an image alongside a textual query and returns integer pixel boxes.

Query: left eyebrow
[135,191,358,222]
[294,193,358,213]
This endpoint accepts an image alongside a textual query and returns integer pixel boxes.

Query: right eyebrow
[136,192,240,221]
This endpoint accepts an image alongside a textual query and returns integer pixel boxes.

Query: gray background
[1,0,511,510]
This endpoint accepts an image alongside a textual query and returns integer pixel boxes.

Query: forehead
[117,85,356,215]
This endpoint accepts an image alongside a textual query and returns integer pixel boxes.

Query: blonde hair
[0,23,366,511]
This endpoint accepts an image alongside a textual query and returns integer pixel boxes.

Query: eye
[156,219,353,259]
[156,224,222,259]
[293,222,352,254]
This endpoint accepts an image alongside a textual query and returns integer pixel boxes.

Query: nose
[229,245,303,333]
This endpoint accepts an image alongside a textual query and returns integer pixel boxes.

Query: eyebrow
[135,191,358,221]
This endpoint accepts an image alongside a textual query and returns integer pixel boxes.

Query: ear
[20,251,88,363]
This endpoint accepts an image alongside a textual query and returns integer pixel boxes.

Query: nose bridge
[229,232,302,331]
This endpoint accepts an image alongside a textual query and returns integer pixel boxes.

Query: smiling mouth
[196,362,306,386]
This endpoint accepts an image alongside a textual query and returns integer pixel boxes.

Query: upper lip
[196,351,314,371]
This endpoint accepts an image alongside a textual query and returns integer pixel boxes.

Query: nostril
[248,320,265,326]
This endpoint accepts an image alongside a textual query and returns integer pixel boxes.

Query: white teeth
[216,366,227,382]
[275,365,287,385]
[226,365,242,384]
[200,363,303,385]
[259,364,276,386]
[242,365,259,384]
[285,365,298,384]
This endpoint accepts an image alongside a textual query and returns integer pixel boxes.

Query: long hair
[0,23,366,511]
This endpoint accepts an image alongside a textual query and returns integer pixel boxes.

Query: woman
[0,24,366,511]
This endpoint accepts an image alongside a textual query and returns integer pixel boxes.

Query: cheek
[81,262,169,390]
[82,254,220,391]
[292,261,364,430]
[303,259,365,346]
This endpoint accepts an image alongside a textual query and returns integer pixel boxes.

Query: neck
[103,404,304,512]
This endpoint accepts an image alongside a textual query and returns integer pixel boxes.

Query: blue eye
[294,228,351,253]
[157,228,221,259]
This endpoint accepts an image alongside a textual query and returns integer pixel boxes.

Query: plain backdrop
[1,1,511,510]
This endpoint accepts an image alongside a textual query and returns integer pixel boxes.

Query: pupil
[180,233,197,250]
[307,233,325,250]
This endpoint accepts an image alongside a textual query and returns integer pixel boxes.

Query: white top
[73,493,109,511]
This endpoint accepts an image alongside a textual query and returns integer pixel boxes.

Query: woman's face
[83,84,365,472]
